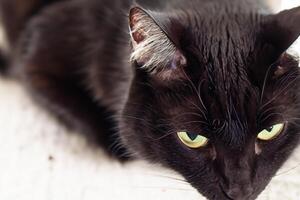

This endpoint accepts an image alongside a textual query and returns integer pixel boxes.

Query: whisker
[275,70,299,89]
[145,173,189,185]
[183,96,207,120]
[172,112,205,120]
[260,64,273,104]
[275,163,300,177]
[258,105,282,120]
[182,70,207,112]
[134,186,195,192]
[260,112,285,122]
[181,120,209,126]
[151,130,174,141]
[260,76,300,111]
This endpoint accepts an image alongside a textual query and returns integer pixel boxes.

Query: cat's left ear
[263,6,300,55]
[129,7,187,80]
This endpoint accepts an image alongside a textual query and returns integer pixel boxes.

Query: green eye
[177,131,209,148]
[257,123,285,141]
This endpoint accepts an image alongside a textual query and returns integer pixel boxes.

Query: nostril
[224,184,254,200]
[226,187,241,199]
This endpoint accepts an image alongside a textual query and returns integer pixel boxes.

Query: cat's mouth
[219,184,234,200]
[218,184,255,200]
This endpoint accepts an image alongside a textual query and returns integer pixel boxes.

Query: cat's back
[13,0,136,112]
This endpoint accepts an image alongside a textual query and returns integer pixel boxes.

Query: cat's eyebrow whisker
[172,112,206,121]
[182,96,207,120]
[259,64,273,105]
[259,63,298,106]
[257,105,283,120]
[275,70,299,89]
[182,69,208,112]
[181,120,209,126]
[260,71,300,109]
[196,79,208,109]
[259,112,285,122]
[259,76,300,111]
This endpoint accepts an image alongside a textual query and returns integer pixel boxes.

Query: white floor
[0,1,300,200]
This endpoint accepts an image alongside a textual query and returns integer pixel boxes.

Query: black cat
[0,0,299,199]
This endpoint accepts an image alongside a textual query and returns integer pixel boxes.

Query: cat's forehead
[183,14,260,107]
[180,10,262,104]
[184,10,260,55]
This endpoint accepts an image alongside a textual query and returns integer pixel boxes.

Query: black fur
[0,0,299,199]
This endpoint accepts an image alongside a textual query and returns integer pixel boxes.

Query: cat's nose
[225,185,253,200]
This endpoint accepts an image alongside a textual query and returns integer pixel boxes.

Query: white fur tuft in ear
[129,7,185,73]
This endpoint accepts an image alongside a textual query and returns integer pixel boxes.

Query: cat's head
[121,2,300,200]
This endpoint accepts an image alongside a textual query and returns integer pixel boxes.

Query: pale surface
[0,1,300,200]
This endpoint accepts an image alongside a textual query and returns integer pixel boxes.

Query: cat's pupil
[187,132,198,141]
[266,126,273,132]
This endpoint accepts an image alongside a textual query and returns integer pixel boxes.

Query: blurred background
[0,1,299,200]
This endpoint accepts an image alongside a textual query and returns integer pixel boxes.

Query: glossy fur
[0,0,299,199]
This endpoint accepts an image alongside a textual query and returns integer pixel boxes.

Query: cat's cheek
[175,143,216,161]
[117,121,152,159]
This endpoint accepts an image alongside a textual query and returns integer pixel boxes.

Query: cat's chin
[204,189,261,200]
[200,191,257,200]
[201,191,234,200]
[190,182,261,200]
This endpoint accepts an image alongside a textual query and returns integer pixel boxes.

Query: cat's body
[0,0,300,199]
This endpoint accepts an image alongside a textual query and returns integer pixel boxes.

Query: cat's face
[121,4,300,200]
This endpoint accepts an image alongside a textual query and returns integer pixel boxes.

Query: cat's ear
[263,6,300,55]
[129,7,187,80]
